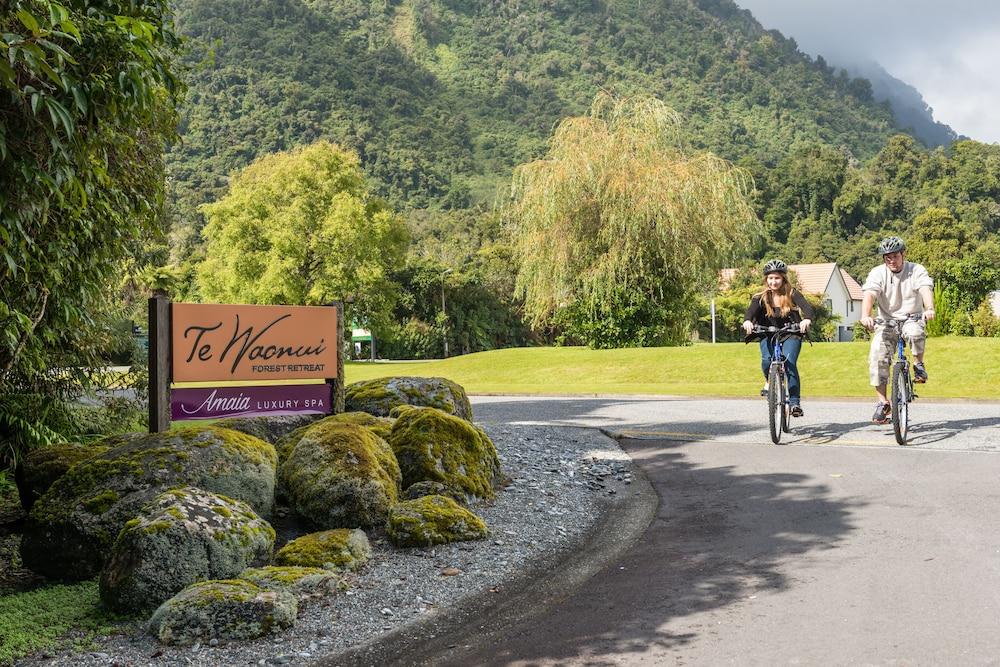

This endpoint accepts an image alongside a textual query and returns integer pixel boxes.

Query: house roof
[719,262,863,300]
[788,263,838,296]
[840,269,865,300]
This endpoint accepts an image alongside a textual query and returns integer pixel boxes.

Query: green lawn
[345,337,1000,400]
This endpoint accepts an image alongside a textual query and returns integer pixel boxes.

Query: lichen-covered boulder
[214,414,321,447]
[238,566,343,600]
[20,426,277,580]
[275,412,394,463]
[388,406,501,500]
[148,579,296,646]
[346,376,473,421]
[99,487,275,614]
[14,442,111,511]
[387,495,488,547]
[279,422,400,528]
[403,480,469,505]
[274,529,371,571]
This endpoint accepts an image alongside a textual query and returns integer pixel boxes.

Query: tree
[196,141,408,328]
[505,94,763,347]
[1,0,182,460]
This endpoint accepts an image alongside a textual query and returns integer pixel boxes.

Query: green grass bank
[345,337,1000,400]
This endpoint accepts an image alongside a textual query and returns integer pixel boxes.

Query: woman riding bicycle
[741,259,814,417]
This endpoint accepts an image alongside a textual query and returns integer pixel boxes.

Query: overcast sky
[733,1,1000,143]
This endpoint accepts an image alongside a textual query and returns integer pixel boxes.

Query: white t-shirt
[861,261,934,319]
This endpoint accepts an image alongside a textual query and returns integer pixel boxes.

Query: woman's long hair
[757,274,793,317]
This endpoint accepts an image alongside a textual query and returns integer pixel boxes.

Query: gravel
[24,423,635,667]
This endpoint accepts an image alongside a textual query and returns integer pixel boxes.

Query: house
[991,291,1000,318]
[789,263,864,341]
[719,262,864,342]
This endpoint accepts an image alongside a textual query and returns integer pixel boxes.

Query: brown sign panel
[172,303,338,383]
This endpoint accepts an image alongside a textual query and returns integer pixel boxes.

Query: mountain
[840,60,959,148]
[166,0,906,253]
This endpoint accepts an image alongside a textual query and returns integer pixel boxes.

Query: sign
[171,303,338,382]
[171,384,331,421]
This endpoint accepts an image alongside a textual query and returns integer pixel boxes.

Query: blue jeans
[760,337,802,404]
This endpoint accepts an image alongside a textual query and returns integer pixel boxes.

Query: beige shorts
[869,320,926,387]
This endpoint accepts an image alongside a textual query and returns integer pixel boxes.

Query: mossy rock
[387,495,488,547]
[14,442,112,511]
[99,487,275,614]
[148,579,296,646]
[388,406,501,500]
[345,376,473,421]
[239,566,344,599]
[214,414,321,447]
[403,480,469,505]
[20,426,277,581]
[274,529,371,571]
[275,412,394,464]
[279,422,400,528]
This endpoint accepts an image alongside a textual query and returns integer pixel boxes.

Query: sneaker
[760,383,769,397]
[871,402,891,425]
[914,362,928,383]
[790,404,804,417]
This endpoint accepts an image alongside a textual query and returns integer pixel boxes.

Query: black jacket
[744,290,815,328]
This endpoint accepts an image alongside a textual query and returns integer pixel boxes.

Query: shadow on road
[437,434,862,666]
[907,415,1000,446]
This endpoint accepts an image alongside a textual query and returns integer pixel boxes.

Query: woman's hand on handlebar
[742,320,754,335]
[799,318,811,334]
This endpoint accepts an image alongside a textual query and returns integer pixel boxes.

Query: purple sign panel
[171,384,332,421]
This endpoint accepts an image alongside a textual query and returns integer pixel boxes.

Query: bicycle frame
[876,315,921,444]
[748,323,803,443]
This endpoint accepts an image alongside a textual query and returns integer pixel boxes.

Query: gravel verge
[23,423,642,667]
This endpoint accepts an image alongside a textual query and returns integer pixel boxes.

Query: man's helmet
[762,259,788,275]
[877,236,905,255]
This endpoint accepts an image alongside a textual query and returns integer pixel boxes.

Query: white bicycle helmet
[877,236,905,255]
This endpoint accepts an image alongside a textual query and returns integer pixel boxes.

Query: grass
[0,580,128,665]
[344,336,1000,400]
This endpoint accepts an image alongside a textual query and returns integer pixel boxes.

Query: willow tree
[506,94,763,347]
[196,141,408,328]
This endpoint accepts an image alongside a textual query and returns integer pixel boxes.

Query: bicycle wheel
[780,368,791,433]
[892,362,910,445]
[767,364,782,444]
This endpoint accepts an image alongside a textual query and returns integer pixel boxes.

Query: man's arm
[860,291,877,330]
[919,286,935,321]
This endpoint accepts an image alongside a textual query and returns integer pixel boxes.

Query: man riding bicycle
[860,236,935,424]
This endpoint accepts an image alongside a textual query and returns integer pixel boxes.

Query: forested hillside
[166,0,898,249]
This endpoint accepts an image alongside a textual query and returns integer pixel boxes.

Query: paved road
[434,396,1000,666]
[472,395,1000,451]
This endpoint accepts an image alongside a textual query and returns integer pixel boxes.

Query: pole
[441,269,450,358]
[325,301,345,414]
[710,299,717,344]
[148,295,171,432]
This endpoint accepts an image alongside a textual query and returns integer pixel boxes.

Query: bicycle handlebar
[744,322,809,344]
[874,314,923,326]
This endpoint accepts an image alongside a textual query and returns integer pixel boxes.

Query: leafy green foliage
[507,94,762,347]
[0,580,126,665]
[196,141,409,327]
[1,0,181,460]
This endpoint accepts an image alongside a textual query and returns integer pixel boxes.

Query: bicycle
[875,314,922,446]
[747,323,806,444]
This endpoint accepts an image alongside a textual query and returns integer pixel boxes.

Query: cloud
[734,1,1000,142]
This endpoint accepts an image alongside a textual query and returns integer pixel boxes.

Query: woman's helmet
[762,259,788,275]
[877,236,905,255]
